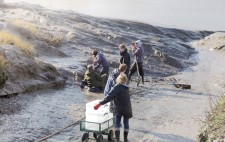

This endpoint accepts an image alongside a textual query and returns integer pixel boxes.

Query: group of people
[81,40,144,142]
[81,40,144,91]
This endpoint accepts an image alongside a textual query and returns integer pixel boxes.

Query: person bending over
[92,49,110,76]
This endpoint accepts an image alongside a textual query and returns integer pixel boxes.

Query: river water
[4,0,225,31]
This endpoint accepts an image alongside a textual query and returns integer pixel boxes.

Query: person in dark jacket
[94,74,132,142]
[119,44,130,76]
[128,40,144,84]
[81,65,106,91]
[104,64,127,96]
[92,49,110,76]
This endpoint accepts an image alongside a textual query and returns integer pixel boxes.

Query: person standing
[119,44,130,77]
[103,64,127,115]
[92,49,110,76]
[104,64,127,96]
[94,74,132,142]
[128,40,144,84]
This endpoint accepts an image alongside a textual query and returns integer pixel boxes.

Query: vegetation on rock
[199,95,225,142]
[0,54,7,86]
[0,30,35,55]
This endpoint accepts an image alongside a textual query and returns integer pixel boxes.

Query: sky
[4,0,225,31]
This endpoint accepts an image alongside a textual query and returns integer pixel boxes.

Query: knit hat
[135,40,142,47]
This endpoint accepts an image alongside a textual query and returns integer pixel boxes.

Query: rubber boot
[115,130,120,142]
[141,76,144,84]
[124,132,128,142]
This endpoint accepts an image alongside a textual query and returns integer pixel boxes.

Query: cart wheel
[93,132,97,139]
[108,130,114,141]
[96,134,103,142]
[82,132,89,142]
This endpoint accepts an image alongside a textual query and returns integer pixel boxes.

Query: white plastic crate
[86,112,113,123]
[84,118,114,131]
[85,100,110,115]
[85,100,113,122]
[84,100,114,131]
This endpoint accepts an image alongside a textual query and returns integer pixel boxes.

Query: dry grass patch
[0,55,7,71]
[199,95,225,142]
[0,30,35,55]
[45,35,62,47]
[12,20,38,34]
[10,19,62,47]
[0,55,7,86]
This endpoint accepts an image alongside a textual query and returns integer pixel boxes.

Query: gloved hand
[94,103,101,110]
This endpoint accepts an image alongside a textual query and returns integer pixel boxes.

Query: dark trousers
[115,115,129,132]
[125,66,130,77]
[128,62,144,80]
[101,66,109,85]
[100,66,109,76]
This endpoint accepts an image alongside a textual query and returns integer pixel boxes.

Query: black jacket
[100,84,132,118]
[120,49,130,68]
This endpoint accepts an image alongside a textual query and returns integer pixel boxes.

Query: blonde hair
[116,73,128,84]
[118,64,127,72]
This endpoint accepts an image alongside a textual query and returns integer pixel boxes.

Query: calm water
[4,0,225,31]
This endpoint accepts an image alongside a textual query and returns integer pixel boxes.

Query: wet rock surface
[153,48,183,69]
[195,32,225,51]
[0,85,87,142]
[0,2,211,81]
[0,45,65,96]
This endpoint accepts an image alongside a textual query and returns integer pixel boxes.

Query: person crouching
[81,65,106,92]
[94,74,132,142]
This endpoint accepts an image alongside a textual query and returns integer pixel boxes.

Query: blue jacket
[100,84,133,118]
[104,69,120,96]
[94,53,109,69]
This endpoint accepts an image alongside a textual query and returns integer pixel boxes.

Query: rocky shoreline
[0,2,212,96]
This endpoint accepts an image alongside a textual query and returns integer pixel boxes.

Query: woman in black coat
[119,44,130,77]
[94,74,132,142]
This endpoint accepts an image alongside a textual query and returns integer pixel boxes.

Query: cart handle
[104,113,109,116]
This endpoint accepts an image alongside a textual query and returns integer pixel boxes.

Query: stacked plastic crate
[85,100,114,131]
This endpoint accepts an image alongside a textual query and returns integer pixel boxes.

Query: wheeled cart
[80,117,115,142]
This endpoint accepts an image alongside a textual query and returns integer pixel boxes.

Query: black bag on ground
[80,80,87,89]
[88,87,101,93]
